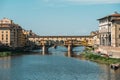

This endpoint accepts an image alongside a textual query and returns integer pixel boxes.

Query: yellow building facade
[0,18,27,48]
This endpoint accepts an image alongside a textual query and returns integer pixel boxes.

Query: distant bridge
[28,36,94,56]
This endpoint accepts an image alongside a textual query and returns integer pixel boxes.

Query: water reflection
[0,57,11,80]
[0,46,120,80]
[40,46,84,57]
[0,56,11,69]
[98,64,120,80]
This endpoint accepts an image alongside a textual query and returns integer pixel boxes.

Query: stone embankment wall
[96,46,120,58]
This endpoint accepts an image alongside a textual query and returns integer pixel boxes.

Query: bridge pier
[42,45,49,55]
[67,45,72,57]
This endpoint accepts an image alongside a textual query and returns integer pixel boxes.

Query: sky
[0,0,120,36]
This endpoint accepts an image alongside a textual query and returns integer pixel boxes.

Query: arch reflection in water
[40,46,84,56]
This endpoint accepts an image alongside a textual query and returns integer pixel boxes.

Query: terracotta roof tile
[98,13,120,20]
[109,13,120,17]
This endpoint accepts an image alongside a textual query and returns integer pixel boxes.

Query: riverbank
[79,51,120,64]
[0,51,28,57]
[0,52,11,57]
[0,51,22,57]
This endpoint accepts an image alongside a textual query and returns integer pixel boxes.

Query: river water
[0,46,120,80]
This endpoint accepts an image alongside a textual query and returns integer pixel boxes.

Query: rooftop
[28,35,93,38]
[98,12,120,20]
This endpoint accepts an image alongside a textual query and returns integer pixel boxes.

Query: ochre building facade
[0,18,28,48]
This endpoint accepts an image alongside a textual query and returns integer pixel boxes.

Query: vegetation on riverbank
[81,51,120,64]
[0,52,12,57]
[0,51,27,57]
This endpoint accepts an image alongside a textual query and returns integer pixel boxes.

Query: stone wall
[98,46,120,58]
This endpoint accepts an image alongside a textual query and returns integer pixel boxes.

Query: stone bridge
[28,36,93,56]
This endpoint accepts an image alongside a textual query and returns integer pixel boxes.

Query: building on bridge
[90,31,100,48]
[28,35,94,55]
[28,35,94,48]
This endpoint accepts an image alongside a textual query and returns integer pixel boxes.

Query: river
[0,46,120,80]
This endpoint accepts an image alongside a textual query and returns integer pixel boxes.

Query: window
[119,35,120,39]
[108,24,111,26]
[1,34,4,40]
[119,28,120,30]
[2,34,4,37]
[6,44,8,46]
[6,31,8,33]
[6,37,8,40]
[2,38,4,40]
[6,34,8,38]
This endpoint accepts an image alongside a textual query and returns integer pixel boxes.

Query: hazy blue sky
[0,0,120,35]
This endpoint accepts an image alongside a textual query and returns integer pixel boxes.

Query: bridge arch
[28,36,93,55]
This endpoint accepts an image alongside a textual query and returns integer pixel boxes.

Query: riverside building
[98,12,120,58]
[98,12,120,47]
[0,18,27,49]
